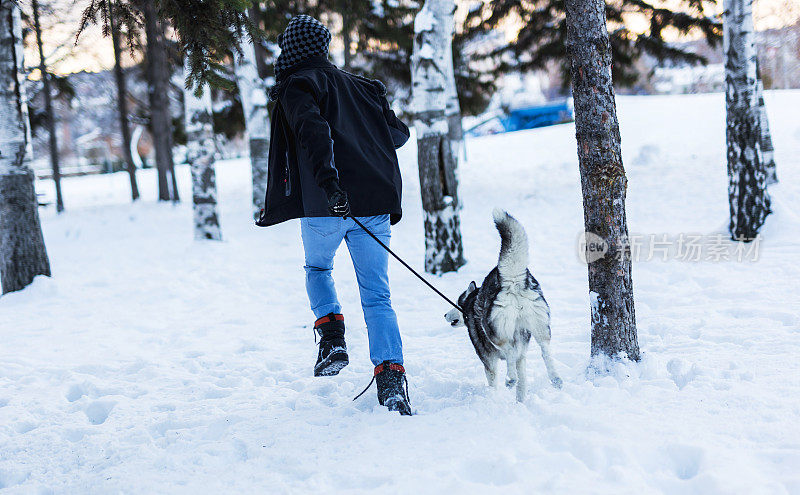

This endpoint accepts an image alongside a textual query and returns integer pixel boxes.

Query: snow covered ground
[2,91,800,493]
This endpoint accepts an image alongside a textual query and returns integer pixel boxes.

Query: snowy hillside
[2,91,799,493]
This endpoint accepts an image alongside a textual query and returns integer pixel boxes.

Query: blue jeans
[300,214,403,366]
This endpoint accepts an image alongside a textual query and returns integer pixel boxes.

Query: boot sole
[385,396,413,416]
[314,352,349,377]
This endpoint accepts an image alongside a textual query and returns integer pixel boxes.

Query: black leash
[349,216,464,314]
[352,375,376,401]
[352,368,411,406]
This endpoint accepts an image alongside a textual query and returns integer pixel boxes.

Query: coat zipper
[284,151,291,196]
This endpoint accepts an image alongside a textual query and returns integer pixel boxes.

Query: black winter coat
[255,56,410,227]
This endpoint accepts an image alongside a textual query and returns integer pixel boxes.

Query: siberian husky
[445,209,562,401]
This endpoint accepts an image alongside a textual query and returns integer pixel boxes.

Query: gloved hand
[322,179,350,217]
[328,190,350,217]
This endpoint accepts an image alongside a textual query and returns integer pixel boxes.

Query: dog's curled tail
[493,208,529,282]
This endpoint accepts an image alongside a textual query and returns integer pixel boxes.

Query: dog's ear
[468,281,477,293]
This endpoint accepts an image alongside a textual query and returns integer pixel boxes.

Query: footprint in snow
[663,444,705,480]
[84,400,116,425]
[66,382,93,402]
[666,358,700,390]
[203,387,233,399]
[0,468,31,490]
[63,428,92,442]
[460,457,518,486]
[14,422,37,434]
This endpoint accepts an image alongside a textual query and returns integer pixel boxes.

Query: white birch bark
[0,3,26,178]
[0,1,51,294]
[755,72,778,184]
[443,19,463,165]
[233,35,270,219]
[183,64,222,241]
[723,0,771,241]
[411,0,465,274]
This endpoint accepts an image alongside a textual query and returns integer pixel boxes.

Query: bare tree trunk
[108,1,139,201]
[183,66,221,241]
[143,0,176,202]
[411,0,466,275]
[168,137,179,201]
[565,0,639,361]
[342,8,353,71]
[31,0,64,212]
[233,20,270,219]
[0,2,51,294]
[724,0,770,241]
[246,5,270,79]
[755,63,778,185]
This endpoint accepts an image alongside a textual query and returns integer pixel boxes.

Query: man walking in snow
[256,15,412,415]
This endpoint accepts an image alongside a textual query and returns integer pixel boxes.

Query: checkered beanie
[273,15,331,83]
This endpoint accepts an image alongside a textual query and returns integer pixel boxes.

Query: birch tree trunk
[183,66,222,241]
[411,0,465,275]
[232,31,270,219]
[143,0,177,202]
[723,0,771,241]
[32,0,64,212]
[564,0,639,361]
[443,25,463,165]
[108,1,139,202]
[755,64,778,185]
[0,2,51,294]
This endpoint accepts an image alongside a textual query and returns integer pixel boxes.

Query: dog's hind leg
[483,357,499,388]
[515,355,527,402]
[536,334,562,389]
[505,351,519,389]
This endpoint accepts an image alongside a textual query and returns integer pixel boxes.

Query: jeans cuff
[371,355,403,367]
[313,302,342,319]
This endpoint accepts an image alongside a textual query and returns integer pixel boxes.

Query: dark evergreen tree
[250,3,421,111]
[461,0,723,94]
[246,4,270,78]
[350,0,417,96]
[250,1,329,64]
[27,73,74,134]
[452,28,497,116]
[78,0,261,94]
[328,0,372,70]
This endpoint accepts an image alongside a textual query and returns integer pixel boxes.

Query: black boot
[314,313,349,376]
[375,362,412,416]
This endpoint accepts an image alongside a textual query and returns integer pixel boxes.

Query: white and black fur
[445,209,562,401]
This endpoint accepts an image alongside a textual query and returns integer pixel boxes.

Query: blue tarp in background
[466,99,574,137]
